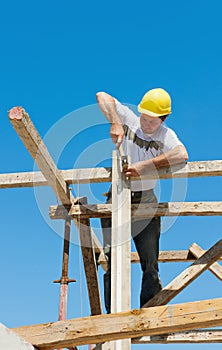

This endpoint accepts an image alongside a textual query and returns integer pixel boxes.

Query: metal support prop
[110,150,131,350]
[54,219,77,350]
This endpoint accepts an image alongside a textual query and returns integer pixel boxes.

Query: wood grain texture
[143,239,222,307]
[13,298,222,349]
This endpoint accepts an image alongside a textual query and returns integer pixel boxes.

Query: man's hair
[159,115,168,122]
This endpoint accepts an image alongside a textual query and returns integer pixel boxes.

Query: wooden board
[50,201,222,220]
[132,329,222,344]
[143,239,222,307]
[13,297,222,349]
[189,243,222,281]
[8,107,103,316]
[1,160,222,189]
[110,151,131,349]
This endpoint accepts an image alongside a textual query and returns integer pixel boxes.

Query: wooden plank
[97,250,222,265]
[110,151,131,349]
[8,107,73,205]
[143,239,222,307]
[132,329,222,344]
[8,107,103,316]
[50,201,222,220]
[77,198,102,315]
[13,297,222,349]
[1,160,222,189]
[189,243,222,281]
[0,323,37,350]
[8,107,102,254]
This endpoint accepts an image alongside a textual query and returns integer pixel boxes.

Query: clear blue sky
[0,1,222,349]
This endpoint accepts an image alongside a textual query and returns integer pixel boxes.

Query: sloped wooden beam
[9,107,73,205]
[77,198,102,315]
[189,243,222,281]
[143,239,222,307]
[13,297,222,349]
[50,201,222,220]
[0,323,37,350]
[1,160,222,189]
[132,329,222,344]
[8,107,101,246]
[8,107,103,315]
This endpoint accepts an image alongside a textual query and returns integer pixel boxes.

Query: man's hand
[110,123,124,149]
[123,161,146,177]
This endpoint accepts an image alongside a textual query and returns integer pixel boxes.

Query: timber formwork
[0,106,221,349]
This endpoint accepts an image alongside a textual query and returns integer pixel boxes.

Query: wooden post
[77,198,102,316]
[110,150,131,350]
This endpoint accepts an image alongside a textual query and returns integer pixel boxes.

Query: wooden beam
[50,201,222,220]
[77,198,102,315]
[0,323,37,350]
[189,243,222,281]
[13,297,222,349]
[132,329,222,344]
[0,168,112,189]
[110,151,131,349]
[1,160,222,189]
[8,107,73,205]
[8,107,102,252]
[8,107,103,316]
[143,239,222,307]
[97,249,222,266]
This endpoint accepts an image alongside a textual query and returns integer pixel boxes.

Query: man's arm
[125,145,188,177]
[96,92,124,148]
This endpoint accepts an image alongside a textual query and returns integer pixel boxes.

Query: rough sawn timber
[13,297,222,349]
[8,107,102,316]
[77,197,102,315]
[132,329,222,344]
[49,201,222,220]
[189,242,222,281]
[110,151,131,349]
[143,239,222,307]
[1,160,222,189]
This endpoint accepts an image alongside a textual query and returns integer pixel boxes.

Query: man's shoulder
[115,99,139,123]
[157,124,178,138]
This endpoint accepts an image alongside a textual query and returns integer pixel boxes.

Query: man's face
[140,113,163,134]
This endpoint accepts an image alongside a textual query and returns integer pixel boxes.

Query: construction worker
[96,88,188,313]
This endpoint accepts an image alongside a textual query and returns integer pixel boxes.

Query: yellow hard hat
[138,88,171,117]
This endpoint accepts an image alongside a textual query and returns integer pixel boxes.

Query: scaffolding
[0,106,222,349]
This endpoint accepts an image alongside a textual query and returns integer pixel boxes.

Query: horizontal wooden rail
[1,160,222,189]
[98,249,222,265]
[13,297,222,349]
[50,201,222,220]
[132,330,222,344]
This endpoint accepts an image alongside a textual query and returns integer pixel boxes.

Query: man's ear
[160,116,167,123]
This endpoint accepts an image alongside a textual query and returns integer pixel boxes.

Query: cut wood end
[8,107,25,120]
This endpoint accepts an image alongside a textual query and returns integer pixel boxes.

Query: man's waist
[131,189,154,198]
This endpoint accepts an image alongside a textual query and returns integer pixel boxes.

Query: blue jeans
[101,189,162,313]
